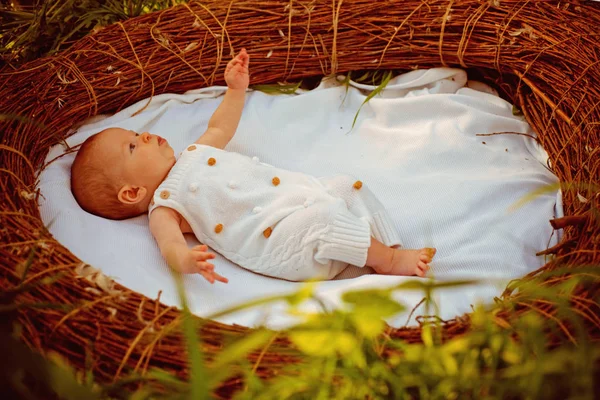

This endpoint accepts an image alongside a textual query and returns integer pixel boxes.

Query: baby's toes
[420,248,437,262]
[416,261,430,277]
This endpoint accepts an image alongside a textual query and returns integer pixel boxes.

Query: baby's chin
[165,144,176,158]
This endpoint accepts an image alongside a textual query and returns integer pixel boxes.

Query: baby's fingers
[194,252,216,262]
[195,260,215,272]
[226,59,237,69]
[192,249,215,261]
[212,272,228,284]
[199,269,215,284]
[198,269,228,284]
[232,49,249,64]
[238,51,249,67]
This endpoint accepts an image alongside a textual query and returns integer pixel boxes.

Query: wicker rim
[1,0,598,395]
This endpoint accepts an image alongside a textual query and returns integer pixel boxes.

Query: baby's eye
[129,143,136,153]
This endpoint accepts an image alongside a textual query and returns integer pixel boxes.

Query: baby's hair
[71,129,143,220]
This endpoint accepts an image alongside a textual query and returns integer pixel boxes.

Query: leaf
[46,352,101,400]
[286,281,317,306]
[508,182,561,212]
[443,337,470,354]
[342,288,391,306]
[172,272,208,399]
[350,70,393,130]
[421,324,434,347]
[512,104,523,116]
[289,330,357,356]
[211,330,273,370]
[342,289,406,337]
[1,273,65,306]
[502,347,522,365]
[576,192,589,203]
[16,245,36,282]
[252,81,302,95]
[208,330,274,388]
[0,302,71,313]
[2,327,104,398]
[440,350,459,375]
[129,388,152,400]
[340,72,352,106]
[354,70,374,82]
[350,312,386,338]
[184,42,198,52]
[145,368,188,390]
[393,279,480,291]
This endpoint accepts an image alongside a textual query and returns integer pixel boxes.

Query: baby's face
[95,127,176,192]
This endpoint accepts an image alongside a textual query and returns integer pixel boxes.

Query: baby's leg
[366,237,436,277]
[320,175,402,248]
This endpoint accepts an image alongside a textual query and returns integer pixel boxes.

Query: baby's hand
[224,48,249,90]
[179,244,228,284]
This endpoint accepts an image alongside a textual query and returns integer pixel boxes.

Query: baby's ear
[117,185,147,205]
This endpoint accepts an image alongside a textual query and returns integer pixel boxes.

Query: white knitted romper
[149,144,402,281]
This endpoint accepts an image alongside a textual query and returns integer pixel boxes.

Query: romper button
[160,190,170,199]
[353,180,363,190]
[252,206,262,214]
[263,227,272,238]
[228,180,238,189]
[303,197,315,208]
[272,177,280,186]
[252,156,260,163]
[187,145,197,151]
[207,157,216,166]
[214,224,223,233]
[188,183,198,192]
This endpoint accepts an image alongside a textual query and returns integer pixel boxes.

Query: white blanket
[39,68,562,329]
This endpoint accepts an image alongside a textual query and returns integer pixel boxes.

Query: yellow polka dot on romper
[263,227,272,238]
[207,157,216,166]
[272,177,280,186]
[150,198,155,206]
[214,224,223,233]
[353,180,363,190]
[160,190,170,199]
[187,145,196,151]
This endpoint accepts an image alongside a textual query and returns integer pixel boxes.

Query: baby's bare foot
[374,247,436,277]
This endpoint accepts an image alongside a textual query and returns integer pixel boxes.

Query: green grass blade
[340,71,352,106]
[252,81,302,95]
[18,245,37,283]
[350,70,393,131]
[172,272,209,399]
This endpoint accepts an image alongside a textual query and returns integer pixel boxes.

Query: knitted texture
[150,144,400,280]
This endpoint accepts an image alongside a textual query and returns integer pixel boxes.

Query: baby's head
[71,127,176,220]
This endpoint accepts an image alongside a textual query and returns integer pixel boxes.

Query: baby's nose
[140,132,151,143]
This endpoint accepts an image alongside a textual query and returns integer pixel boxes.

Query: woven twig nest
[1,0,599,396]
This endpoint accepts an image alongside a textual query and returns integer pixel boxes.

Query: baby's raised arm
[149,207,228,284]
[196,49,250,149]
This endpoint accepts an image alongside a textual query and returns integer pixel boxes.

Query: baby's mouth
[157,136,166,146]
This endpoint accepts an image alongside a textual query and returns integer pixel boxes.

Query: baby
[71,49,436,284]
